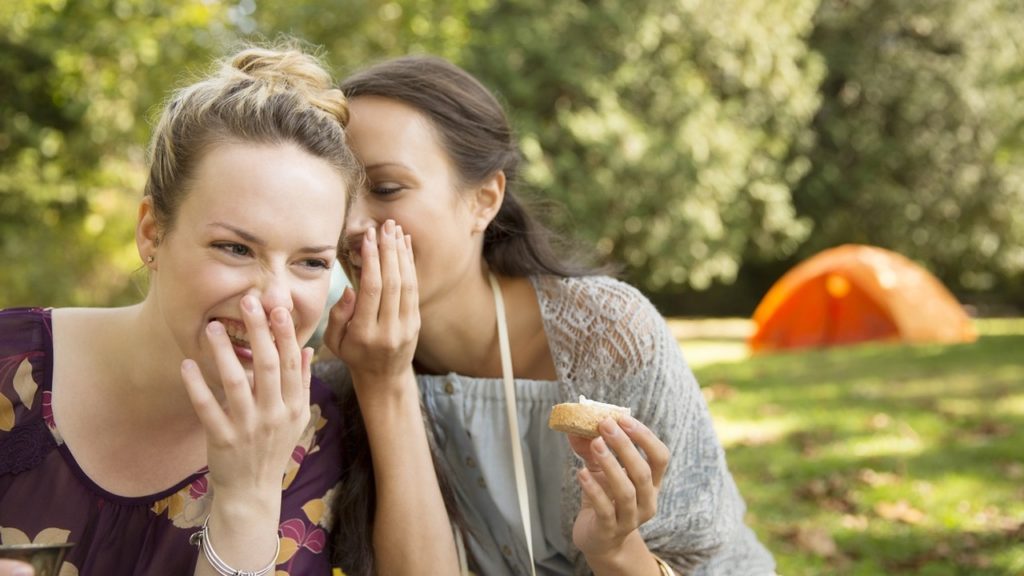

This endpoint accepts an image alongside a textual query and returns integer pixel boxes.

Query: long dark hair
[330,55,603,575]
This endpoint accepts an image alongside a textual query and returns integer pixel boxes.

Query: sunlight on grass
[675,317,1024,576]
[714,417,797,449]
[682,339,749,368]
[831,432,926,459]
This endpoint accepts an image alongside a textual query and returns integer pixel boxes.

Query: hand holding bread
[549,396,671,568]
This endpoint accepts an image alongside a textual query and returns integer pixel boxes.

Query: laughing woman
[0,45,455,576]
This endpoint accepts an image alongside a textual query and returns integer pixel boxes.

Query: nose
[344,193,376,237]
[254,268,294,314]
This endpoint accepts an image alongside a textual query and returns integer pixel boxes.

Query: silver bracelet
[189,515,280,576]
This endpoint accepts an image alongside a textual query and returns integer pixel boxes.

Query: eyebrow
[363,161,414,172]
[208,222,337,254]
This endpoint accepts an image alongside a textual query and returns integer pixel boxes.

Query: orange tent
[749,244,977,352]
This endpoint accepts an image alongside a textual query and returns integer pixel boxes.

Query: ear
[136,196,160,269]
[469,170,506,235]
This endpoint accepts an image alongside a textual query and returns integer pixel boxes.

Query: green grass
[680,318,1024,575]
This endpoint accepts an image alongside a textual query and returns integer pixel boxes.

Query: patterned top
[321,275,775,575]
[0,308,343,576]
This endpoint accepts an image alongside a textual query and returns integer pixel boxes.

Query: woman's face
[143,141,346,384]
[341,96,485,307]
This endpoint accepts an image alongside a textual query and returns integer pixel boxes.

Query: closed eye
[371,184,404,196]
[213,242,251,257]
[301,258,331,270]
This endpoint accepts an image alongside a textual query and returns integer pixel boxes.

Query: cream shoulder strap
[489,272,537,576]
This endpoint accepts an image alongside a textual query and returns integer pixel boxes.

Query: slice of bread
[548,396,631,438]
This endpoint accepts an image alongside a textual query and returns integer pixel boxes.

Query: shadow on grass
[693,333,1024,575]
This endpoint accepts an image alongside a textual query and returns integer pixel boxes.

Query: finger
[578,467,616,532]
[181,359,231,439]
[323,287,356,353]
[568,434,600,471]
[206,320,255,418]
[352,225,382,327]
[600,418,657,521]
[397,231,420,331]
[301,347,313,390]
[240,295,283,410]
[591,435,639,529]
[377,220,401,324]
[621,416,671,489]
[272,306,303,409]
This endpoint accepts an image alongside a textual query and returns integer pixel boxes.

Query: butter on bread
[548,396,632,438]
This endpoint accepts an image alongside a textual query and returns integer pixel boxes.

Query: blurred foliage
[462,0,822,293]
[2,0,1023,311]
[0,0,230,306]
[794,0,1024,304]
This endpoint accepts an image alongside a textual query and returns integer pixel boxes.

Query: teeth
[220,320,250,346]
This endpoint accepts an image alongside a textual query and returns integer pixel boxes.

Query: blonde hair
[144,44,359,231]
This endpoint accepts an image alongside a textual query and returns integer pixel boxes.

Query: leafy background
[3,0,1022,313]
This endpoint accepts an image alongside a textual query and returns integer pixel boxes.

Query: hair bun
[230,46,350,126]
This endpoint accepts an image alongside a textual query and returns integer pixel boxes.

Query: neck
[106,302,206,426]
[415,270,503,378]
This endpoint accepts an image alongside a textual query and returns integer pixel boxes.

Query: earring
[147,255,155,264]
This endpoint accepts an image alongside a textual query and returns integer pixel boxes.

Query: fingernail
[207,321,225,335]
[367,227,376,243]
[405,235,412,250]
[395,224,403,239]
[341,287,354,303]
[242,295,258,313]
[592,437,608,455]
[384,220,394,234]
[272,308,289,325]
[600,418,619,436]
[620,416,637,431]
[13,566,33,576]
[181,359,197,372]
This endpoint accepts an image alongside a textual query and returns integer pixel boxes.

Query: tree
[459,0,824,293]
[0,0,229,307]
[795,0,1024,303]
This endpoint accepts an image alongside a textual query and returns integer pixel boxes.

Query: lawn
[676,318,1024,575]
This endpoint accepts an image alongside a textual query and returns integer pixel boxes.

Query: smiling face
[138,141,346,383]
[342,96,497,307]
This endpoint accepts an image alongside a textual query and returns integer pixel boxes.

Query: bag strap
[489,272,537,576]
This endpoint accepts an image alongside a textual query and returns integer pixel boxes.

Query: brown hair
[144,44,361,233]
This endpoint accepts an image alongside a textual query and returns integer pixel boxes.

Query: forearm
[356,370,459,575]
[192,493,281,576]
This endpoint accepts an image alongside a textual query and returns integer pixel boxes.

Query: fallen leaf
[875,500,926,524]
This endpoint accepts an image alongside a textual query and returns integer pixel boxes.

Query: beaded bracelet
[189,516,280,576]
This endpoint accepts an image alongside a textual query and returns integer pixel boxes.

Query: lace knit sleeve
[535,276,741,575]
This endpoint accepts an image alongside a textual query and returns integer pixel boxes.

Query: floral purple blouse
[0,308,343,575]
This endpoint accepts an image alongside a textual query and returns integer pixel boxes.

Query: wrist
[350,366,419,404]
[584,531,661,576]
[207,490,281,527]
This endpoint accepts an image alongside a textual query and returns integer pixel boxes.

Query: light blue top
[421,373,572,576]
[412,276,776,575]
